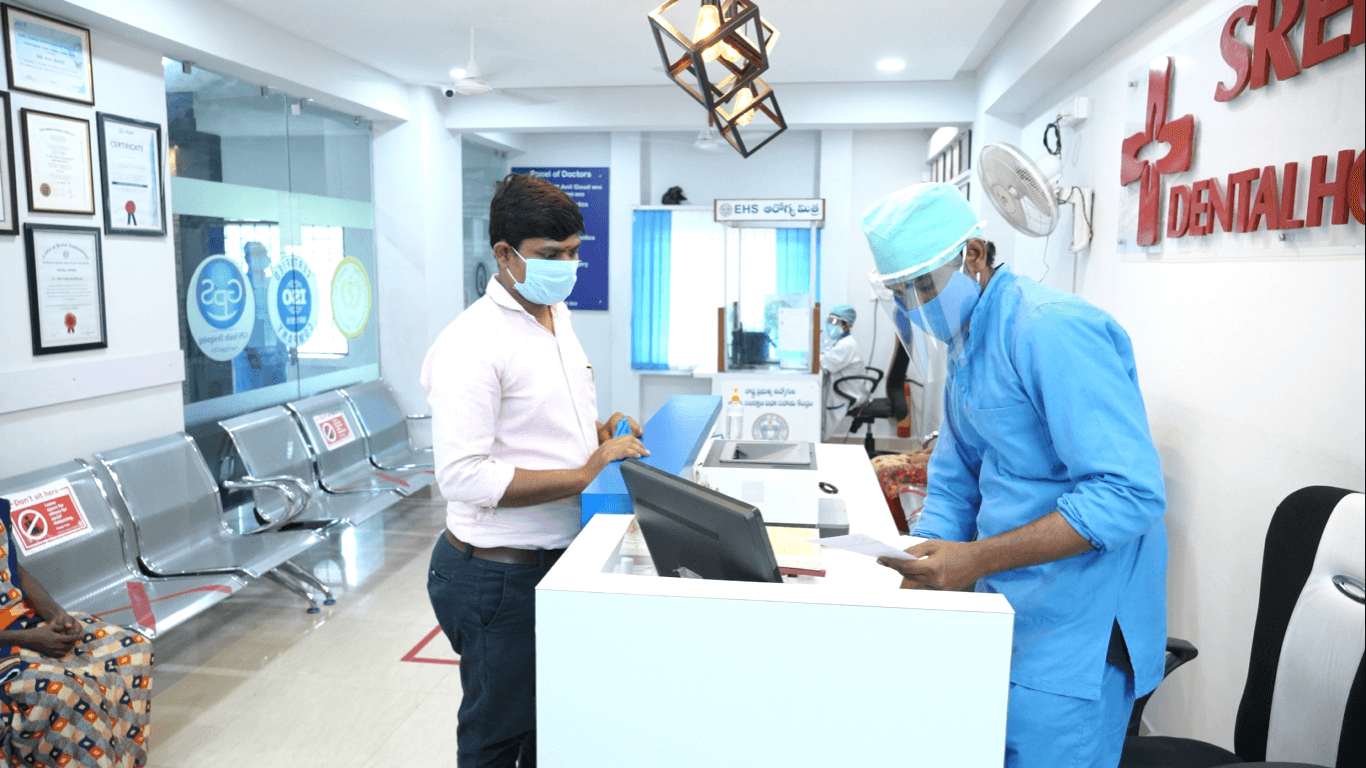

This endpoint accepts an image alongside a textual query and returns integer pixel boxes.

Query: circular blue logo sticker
[196,258,248,329]
[275,269,313,333]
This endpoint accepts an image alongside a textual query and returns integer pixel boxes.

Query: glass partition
[166,60,378,429]
[462,140,505,308]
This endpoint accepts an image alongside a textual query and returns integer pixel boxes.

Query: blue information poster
[511,167,609,310]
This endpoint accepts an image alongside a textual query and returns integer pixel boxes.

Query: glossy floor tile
[148,491,466,768]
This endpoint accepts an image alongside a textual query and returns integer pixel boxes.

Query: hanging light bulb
[732,86,756,126]
[693,3,722,62]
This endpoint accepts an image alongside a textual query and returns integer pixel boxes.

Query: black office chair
[1121,485,1364,768]
[835,343,912,459]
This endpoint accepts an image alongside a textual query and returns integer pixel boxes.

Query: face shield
[862,182,985,439]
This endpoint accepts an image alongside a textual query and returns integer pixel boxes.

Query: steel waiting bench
[96,433,336,612]
[0,459,246,638]
[340,379,433,472]
[219,406,402,530]
[287,390,434,496]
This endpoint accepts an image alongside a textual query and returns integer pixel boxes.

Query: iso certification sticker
[268,255,320,348]
[186,255,255,361]
[331,257,372,339]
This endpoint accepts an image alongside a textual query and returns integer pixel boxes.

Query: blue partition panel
[580,395,722,527]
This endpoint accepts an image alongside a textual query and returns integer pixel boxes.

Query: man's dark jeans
[428,533,551,768]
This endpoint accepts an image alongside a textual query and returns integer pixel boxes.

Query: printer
[693,440,819,526]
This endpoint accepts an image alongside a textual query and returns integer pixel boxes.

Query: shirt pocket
[967,401,1060,479]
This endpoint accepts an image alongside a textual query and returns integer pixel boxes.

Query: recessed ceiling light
[877,59,906,72]
[449,68,467,79]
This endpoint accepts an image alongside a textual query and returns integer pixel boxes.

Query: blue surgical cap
[829,304,856,325]
[862,183,985,284]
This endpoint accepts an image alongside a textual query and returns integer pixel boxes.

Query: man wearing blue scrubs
[863,184,1167,768]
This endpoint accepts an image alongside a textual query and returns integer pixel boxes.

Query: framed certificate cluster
[1,5,169,355]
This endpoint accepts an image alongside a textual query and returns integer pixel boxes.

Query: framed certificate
[0,91,18,234]
[97,113,165,236]
[23,224,107,355]
[21,108,94,215]
[2,5,94,105]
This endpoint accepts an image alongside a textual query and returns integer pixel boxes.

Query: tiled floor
[147,491,464,768]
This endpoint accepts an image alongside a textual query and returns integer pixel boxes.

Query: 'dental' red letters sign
[1121,0,1364,247]
[5,480,93,555]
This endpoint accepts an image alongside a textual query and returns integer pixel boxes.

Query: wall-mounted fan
[978,101,1094,253]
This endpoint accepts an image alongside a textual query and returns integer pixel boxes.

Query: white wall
[646,130,819,205]
[0,31,184,476]
[371,88,464,416]
[994,0,1365,748]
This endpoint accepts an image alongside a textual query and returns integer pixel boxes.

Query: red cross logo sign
[1121,56,1197,246]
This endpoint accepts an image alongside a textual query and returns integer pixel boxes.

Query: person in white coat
[820,304,868,439]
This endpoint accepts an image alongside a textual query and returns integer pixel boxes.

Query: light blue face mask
[900,271,981,355]
[511,247,584,306]
[826,322,844,340]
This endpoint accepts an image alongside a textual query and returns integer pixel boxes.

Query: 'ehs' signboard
[715,198,825,222]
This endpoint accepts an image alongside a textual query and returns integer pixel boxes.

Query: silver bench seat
[220,406,400,529]
[0,459,246,638]
[341,379,434,472]
[287,390,433,497]
[96,433,335,611]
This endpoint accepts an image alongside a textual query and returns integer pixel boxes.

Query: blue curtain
[775,228,821,297]
[631,210,671,370]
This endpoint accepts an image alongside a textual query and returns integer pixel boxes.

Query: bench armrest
[223,474,313,533]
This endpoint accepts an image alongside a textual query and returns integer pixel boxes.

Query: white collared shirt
[420,277,599,549]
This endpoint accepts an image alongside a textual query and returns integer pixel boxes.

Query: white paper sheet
[814,533,922,561]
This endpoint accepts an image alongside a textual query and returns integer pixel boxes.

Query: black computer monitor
[619,458,782,584]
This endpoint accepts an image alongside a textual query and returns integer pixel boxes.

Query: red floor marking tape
[400,625,460,665]
[93,581,237,620]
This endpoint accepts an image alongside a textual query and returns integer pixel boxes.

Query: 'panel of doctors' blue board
[510,167,610,311]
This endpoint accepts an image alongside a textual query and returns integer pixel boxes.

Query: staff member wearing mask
[862,184,1167,768]
[819,304,867,438]
[422,173,648,768]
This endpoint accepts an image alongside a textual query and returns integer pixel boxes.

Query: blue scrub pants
[1005,661,1135,768]
[428,533,550,768]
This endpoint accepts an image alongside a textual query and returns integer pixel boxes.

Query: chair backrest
[286,390,370,480]
[1236,486,1364,765]
[885,343,910,421]
[341,379,407,455]
[96,433,227,559]
[0,460,138,610]
[220,406,318,519]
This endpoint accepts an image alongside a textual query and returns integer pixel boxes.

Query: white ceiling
[217,0,1015,90]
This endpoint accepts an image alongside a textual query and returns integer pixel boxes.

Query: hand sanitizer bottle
[726,387,745,439]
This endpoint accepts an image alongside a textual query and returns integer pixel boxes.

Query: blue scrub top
[918,264,1167,701]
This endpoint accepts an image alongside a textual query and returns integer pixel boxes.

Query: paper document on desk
[814,533,921,561]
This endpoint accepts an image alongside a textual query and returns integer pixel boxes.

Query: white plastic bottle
[726,387,745,439]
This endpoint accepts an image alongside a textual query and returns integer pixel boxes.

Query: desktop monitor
[619,458,782,584]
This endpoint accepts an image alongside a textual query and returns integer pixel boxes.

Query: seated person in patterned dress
[0,498,153,768]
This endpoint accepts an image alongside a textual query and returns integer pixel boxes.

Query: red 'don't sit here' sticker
[5,479,94,555]
[312,410,357,450]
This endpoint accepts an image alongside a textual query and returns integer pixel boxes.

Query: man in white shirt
[421,173,647,768]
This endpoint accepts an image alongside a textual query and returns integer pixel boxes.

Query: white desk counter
[537,444,1013,767]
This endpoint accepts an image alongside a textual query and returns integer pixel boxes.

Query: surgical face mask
[510,247,585,306]
[900,271,981,353]
[826,322,844,340]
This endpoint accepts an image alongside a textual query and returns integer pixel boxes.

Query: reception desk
[537,437,1014,767]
